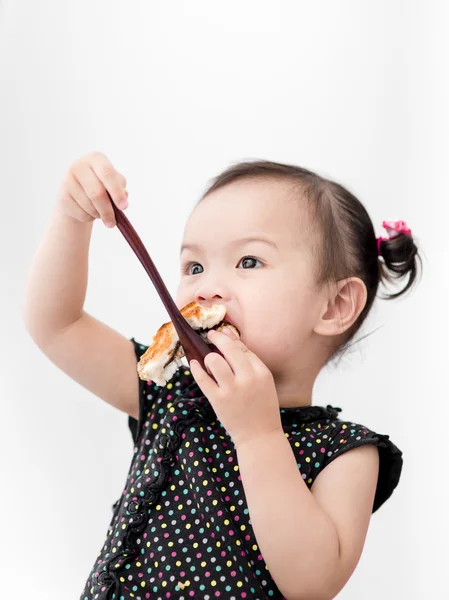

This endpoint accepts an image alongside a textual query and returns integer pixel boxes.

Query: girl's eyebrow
[180,235,279,255]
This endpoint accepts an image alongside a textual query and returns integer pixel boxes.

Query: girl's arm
[236,431,379,600]
[23,153,140,418]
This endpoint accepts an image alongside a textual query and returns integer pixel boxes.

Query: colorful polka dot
[80,339,401,599]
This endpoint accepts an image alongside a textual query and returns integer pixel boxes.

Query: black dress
[80,339,402,600]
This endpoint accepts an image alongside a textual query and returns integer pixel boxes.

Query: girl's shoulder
[281,404,403,513]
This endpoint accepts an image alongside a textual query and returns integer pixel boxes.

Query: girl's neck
[275,375,316,409]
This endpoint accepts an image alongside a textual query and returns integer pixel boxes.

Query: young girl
[24,152,420,600]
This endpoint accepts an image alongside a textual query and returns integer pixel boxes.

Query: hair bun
[378,233,421,299]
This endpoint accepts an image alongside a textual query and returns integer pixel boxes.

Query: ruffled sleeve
[322,420,403,513]
[128,338,158,444]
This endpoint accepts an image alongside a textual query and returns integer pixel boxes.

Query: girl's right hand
[58,151,129,228]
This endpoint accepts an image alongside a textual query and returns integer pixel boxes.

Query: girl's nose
[195,282,230,304]
[196,290,224,303]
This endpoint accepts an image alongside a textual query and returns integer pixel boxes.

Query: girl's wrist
[234,426,286,454]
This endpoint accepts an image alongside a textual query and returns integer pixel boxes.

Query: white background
[1,1,448,598]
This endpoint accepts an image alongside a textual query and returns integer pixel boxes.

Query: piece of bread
[137,301,240,386]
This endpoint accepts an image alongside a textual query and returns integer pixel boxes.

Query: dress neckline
[179,371,342,424]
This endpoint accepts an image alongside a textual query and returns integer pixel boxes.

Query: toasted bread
[137,301,239,386]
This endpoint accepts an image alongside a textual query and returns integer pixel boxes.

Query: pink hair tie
[377,220,412,256]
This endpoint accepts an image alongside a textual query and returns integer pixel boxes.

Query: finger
[65,172,101,220]
[73,155,127,228]
[73,164,117,228]
[219,325,240,341]
[224,329,239,340]
[64,194,97,223]
[189,359,218,399]
[90,152,128,209]
[207,330,254,378]
[204,350,234,386]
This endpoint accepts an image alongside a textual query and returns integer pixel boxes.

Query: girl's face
[176,178,328,381]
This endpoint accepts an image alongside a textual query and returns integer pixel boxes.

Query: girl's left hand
[189,327,283,448]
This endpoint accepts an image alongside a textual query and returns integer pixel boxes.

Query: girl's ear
[313,277,367,337]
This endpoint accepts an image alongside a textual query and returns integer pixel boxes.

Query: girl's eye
[185,263,203,276]
[183,256,262,276]
[237,256,262,269]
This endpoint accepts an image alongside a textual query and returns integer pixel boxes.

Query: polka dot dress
[80,339,403,600]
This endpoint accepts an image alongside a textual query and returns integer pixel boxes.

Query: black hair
[199,160,422,362]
